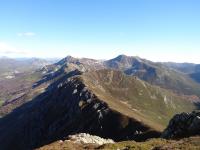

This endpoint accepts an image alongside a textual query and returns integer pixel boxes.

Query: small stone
[58,140,63,143]
[73,89,78,94]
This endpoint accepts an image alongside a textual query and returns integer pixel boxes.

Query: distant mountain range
[0,57,59,79]
[0,55,200,149]
[0,57,59,107]
[163,62,200,74]
[162,62,200,84]
[0,57,58,68]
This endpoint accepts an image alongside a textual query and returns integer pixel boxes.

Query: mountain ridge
[0,55,200,149]
[0,68,199,149]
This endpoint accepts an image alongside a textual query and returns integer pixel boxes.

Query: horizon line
[0,54,199,64]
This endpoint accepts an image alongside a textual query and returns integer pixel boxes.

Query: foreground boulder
[67,133,114,145]
[162,111,200,139]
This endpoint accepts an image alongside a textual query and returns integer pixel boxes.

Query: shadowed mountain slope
[190,72,200,83]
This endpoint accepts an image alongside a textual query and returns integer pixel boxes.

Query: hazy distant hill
[0,57,58,79]
[0,57,59,108]
[163,62,197,74]
[163,62,200,83]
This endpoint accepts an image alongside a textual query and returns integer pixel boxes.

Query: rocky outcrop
[162,111,200,139]
[67,133,114,145]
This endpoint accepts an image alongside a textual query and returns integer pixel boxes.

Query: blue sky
[0,0,200,63]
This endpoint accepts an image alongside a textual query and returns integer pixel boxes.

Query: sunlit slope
[105,55,200,97]
[82,69,197,130]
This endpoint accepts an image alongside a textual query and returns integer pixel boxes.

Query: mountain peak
[65,55,74,59]
[115,54,129,60]
[113,54,141,62]
[55,55,78,66]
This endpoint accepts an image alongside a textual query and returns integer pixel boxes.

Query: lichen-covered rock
[162,111,200,139]
[67,133,114,145]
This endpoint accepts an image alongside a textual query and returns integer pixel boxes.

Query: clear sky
[0,0,200,63]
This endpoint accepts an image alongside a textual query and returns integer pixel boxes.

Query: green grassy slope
[81,69,197,130]
[98,136,200,150]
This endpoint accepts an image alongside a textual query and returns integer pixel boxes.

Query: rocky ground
[37,133,114,150]
[37,135,200,150]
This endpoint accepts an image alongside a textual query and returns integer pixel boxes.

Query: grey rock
[67,133,114,145]
[162,111,200,139]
